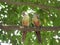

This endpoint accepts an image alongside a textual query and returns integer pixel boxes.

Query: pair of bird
[21,11,41,43]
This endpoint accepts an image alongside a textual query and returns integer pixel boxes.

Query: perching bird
[32,13,41,43]
[21,11,30,42]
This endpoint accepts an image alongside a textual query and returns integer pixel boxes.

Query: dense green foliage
[0,0,60,45]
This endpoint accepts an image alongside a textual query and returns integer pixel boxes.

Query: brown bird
[32,13,41,43]
[21,11,30,42]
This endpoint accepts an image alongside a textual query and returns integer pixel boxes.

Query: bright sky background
[1,43,12,45]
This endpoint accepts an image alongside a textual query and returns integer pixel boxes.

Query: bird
[21,11,30,42]
[32,13,42,43]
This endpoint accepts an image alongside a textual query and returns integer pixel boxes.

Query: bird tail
[22,31,27,42]
[35,31,41,43]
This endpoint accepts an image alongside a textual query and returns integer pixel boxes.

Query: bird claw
[39,26,42,29]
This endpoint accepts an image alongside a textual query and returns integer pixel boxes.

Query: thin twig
[0,0,60,10]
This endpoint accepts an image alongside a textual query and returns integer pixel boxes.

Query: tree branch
[0,25,60,31]
[0,0,60,10]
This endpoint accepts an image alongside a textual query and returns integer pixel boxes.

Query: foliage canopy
[0,0,60,45]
